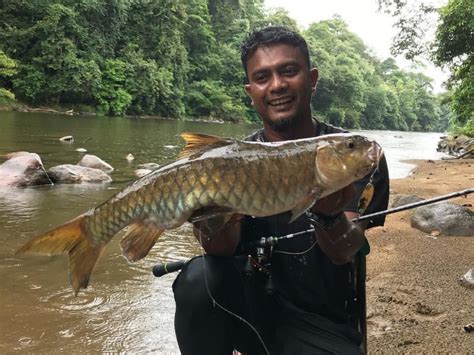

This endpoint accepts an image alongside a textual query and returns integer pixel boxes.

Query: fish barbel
[16,132,382,294]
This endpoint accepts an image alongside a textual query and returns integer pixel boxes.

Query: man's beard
[264,115,300,132]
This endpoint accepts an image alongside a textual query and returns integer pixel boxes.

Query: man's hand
[311,183,356,216]
[193,213,244,256]
[309,184,365,265]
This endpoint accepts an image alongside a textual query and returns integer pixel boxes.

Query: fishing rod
[152,188,473,277]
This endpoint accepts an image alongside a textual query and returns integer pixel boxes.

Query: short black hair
[240,26,311,75]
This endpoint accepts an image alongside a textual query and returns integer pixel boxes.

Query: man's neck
[263,117,318,142]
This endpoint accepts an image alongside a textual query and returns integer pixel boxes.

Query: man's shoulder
[316,120,349,136]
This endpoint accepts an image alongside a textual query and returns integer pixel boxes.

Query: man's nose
[269,74,288,92]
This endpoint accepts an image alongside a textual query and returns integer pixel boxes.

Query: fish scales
[85,143,315,246]
[16,132,382,294]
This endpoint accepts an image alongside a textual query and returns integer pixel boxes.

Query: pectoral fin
[120,222,164,262]
[289,190,320,223]
[188,206,234,223]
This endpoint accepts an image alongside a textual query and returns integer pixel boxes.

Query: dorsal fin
[179,132,235,159]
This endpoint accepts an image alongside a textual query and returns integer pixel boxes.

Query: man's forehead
[247,44,306,69]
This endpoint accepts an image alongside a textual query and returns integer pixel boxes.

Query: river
[0,112,449,353]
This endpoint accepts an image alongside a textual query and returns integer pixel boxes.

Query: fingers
[312,183,356,216]
[193,213,244,239]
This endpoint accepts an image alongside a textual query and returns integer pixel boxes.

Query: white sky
[264,0,449,93]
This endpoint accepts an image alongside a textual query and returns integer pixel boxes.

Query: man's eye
[254,74,268,83]
[282,67,298,75]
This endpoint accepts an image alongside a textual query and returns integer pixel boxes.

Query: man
[173,26,389,354]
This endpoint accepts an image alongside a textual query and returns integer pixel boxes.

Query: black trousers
[172,255,364,355]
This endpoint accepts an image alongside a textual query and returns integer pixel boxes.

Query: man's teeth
[270,97,292,105]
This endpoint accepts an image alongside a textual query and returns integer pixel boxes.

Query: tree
[94,59,132,116]
[434,0,473,135]
[0,50,17,100]
[378,0,472,136]
[376,0,438,60]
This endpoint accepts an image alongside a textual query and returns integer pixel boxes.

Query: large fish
[16,132,382,294]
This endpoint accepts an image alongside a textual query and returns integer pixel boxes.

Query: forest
[0,0,471,135]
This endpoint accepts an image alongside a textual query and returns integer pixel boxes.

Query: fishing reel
[242,237,277,295]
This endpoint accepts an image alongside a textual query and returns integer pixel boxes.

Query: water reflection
[0,112,448,353]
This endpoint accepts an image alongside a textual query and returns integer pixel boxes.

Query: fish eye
[347,141,355,149]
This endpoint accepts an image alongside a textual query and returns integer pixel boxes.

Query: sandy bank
[366,158,474,353]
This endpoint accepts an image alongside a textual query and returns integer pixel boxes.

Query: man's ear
[310,68,319,93]
[244,84,254,105]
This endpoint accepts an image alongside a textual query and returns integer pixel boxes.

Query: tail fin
[16,216,104,295]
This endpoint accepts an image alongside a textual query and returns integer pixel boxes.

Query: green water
[0,111,448,353]
[0,111,257,353]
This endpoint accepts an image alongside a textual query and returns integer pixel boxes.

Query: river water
[0,112,449,353]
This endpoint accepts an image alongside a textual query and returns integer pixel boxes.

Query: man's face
[244,44,318,131]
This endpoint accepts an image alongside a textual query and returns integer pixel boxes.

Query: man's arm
[192,213,243,256]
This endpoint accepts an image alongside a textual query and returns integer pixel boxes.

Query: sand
[365,158,474,353]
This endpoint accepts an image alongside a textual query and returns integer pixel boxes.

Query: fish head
[315,134,382,189]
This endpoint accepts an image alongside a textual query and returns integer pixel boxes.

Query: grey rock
[459,269,474,289]
[134,168,152,178]
[59,135,74,142]
[0,152,52,187]
[411,202,474,236]
[391,194,425,208]
[137,163,160,171]
[77,154,113,172]
[47,164,112,184]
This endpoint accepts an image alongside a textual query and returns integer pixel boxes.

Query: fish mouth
[268,96,294,106]
[368,142,383,164]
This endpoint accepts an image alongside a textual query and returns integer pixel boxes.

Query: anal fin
[120,222,164,262]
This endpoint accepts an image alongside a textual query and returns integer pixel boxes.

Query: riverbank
[366,158,474,353]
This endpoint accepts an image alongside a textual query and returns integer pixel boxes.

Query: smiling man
[173,27,389,354]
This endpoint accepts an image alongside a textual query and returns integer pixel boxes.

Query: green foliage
[94,59,132,116]
[184,80,246,120]
[378,0,472,134]
[434,0,473,132]
[0,0,452,130]
[0,88,15,100]
[0,50,18,100]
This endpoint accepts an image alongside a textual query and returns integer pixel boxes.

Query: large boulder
[77,154,114,172]
[411,202,474,236]
[0,152,52,187]
[437,135,474,158]
[47,165,112,184]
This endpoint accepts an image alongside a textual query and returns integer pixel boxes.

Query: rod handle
[152,260,187,277]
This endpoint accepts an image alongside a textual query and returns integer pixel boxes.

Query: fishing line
[197,228,271,355]
[273,237,318,255]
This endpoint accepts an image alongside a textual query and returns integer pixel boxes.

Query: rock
[0,153,52,187]
[137,163,160,171]
[411,202,474,236]
[459,269,474,289]
[77,154,113,172]
[59,135,74,142]
[437,135,474,157]
[76,148,87,153]
[125,153,135,162]
[3,151,30,159]
[134,169,152,178]
[391,194,425,208]
[47,165,112,184]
